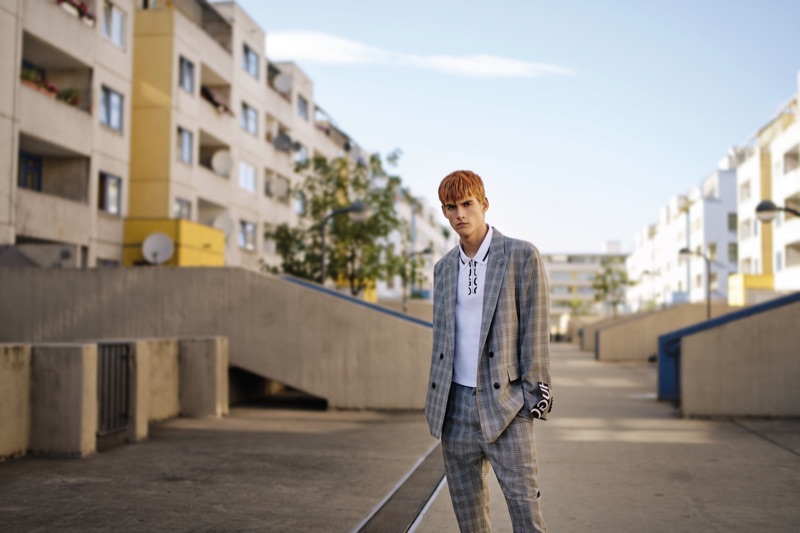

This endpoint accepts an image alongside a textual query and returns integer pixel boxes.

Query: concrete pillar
[146,339,180,422]
[132,340,151,441]
[180,337,229,418]
[0,344,31,459]
[29,344,97,457]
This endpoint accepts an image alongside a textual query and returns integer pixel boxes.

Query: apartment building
[128,0,357,269]
[543,245,628,329]
[376,196,456,302]
[626,163,738,312]
[1,0,135,267]
[730,80,800,303]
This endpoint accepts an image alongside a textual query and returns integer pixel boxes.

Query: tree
[592,257,630,317]
[265,153,402,297]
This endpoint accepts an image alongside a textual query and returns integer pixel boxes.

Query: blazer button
[488,351,494,358]
[494,383,500,389]
[431,383,436,389]
[439,353,444,360]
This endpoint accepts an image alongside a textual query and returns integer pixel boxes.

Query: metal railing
[97,342,131,437]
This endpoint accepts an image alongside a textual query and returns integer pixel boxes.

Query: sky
[233,0,800,253]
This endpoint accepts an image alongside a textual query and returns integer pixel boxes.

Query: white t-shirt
[452,225,493,387]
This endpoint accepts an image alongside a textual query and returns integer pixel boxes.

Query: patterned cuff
[530,382,553,419]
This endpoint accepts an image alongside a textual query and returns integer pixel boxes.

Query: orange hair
[438,170,486,206]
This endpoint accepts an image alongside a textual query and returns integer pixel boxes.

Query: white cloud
[266,30,574,78]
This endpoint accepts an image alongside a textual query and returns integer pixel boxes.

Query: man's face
[441,195,489,241]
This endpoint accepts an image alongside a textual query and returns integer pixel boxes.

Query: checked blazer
[425,228,551,443]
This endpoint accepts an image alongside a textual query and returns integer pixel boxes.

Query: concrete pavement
[2,343,800,532]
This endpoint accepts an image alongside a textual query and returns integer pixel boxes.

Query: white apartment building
[626,162,739,312]
[731,80,800,302]
[376,196,456,302]
[1,0,135,267]
[543,245,628,329]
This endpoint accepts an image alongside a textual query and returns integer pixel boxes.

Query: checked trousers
[441,383,547,533]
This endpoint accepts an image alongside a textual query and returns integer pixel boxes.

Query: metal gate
[97,342,131,439]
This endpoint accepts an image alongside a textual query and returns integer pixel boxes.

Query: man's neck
[460,224,489,258]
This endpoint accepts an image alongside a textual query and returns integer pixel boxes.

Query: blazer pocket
[507,364,520,383]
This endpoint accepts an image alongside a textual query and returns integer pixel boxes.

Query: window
[241,102,257,135]
[242,43,259,79]
[239,161,256,193]
[238,220,256,251]
[728,212,737,232]
[98,172,121,215]
[266,174,291,203]
[753,219,759,237]
[263,225,276,255]
[710,273,718,292]
[739,219,752,240]
[695,274,702,289]
[173,197,192,220]
[18,152,42,191]
[708,243,717,260]
[739,180,751,202]
[179,56,194,93]
[102,1,126,48]
[693,218,702,232]
[776,251,783,272]
[297,94,309,121]
[177,127,193,164]
[294,191,307,215]
[785,145,799,174]
[293,143,308,165]
[100,86,123,132]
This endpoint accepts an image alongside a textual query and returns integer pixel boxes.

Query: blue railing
[281,276,433,329]
[658,291,800,403]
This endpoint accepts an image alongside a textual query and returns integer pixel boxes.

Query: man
[425,170,552,532]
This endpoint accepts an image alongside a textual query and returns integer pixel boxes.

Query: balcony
[15,188,92,245]
[198,65,233,136]
[18,134,90,203]
[23,1,97,66]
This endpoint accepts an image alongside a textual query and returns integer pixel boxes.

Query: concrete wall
[180,337,229,418]
[0,344,31,459]
[29,344,98,457]
[0,267,433,409]
[579,315,625,352]
[681,300,800,417]
[596,303,732,362]
[0,337,228,459]
[144,339,180,422]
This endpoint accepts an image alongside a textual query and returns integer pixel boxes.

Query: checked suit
[424,227,551,532]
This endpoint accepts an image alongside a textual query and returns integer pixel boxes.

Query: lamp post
[319,201,371,284]
[755,199,800,222]
[403,246,433,313]
[679,247,711,320]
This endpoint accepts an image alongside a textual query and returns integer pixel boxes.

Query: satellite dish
[273,73,292,94]
[270,177,289,198]
[211,150,232,176]
[273,132,292,152]
[291,141,302,152]
[212,214,235,238]
[142,233,174,265]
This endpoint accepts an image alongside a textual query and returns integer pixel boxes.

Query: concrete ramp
[0,268,432,409]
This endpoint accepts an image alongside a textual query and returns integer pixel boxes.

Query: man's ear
[441,205,447,217]
[483,197,489,212]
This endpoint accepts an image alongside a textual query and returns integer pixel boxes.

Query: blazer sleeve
[519,245,553,419]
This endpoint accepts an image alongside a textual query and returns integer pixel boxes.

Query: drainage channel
[353,442,446,533]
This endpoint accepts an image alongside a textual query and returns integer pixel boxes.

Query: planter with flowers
[20,66,58,98]
[56,0,96,27]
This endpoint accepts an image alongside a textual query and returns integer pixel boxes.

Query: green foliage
[591,257,630,317]
[265,152,403,297]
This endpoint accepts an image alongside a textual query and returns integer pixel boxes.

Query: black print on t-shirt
[468,260,477,296]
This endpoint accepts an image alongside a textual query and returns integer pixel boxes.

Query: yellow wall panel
[128,181,171,218]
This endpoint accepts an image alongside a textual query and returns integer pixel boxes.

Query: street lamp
[403,246,433,313]
[319,201,371,284]
[678,247,711,320]
[755,199,800,222]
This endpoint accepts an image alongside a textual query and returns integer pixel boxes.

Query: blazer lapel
[479,229,507,353]
[443,248,459,343]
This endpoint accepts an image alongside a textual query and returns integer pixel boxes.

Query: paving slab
[414,343,800,532]
[0,409,436,532]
